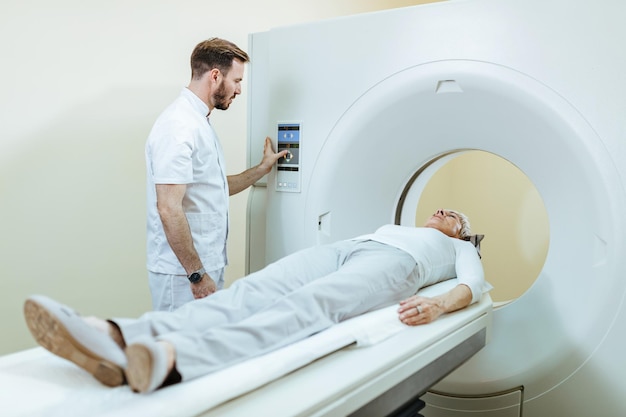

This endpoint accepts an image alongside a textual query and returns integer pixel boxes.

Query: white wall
[0,0,438,355]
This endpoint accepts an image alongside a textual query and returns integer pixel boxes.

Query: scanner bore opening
[399,150,549,305]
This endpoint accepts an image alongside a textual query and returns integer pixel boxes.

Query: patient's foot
[24,295,127,387]
[125,337,176,393]
[83,316,126,349]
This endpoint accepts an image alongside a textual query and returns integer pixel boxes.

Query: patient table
[0,280,491,417]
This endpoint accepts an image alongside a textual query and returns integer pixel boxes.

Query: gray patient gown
[113,226,485,381]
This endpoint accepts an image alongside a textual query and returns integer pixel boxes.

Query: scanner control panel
[276,122,301,192]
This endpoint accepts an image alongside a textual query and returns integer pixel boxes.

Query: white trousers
[116,240,419,381]
[148,268,225,311]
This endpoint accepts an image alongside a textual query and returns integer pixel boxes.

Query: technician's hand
[190,274,217,299]
[259,136,288,174]
[397,295,445,326]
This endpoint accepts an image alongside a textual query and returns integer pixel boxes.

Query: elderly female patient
[24,209,487,393]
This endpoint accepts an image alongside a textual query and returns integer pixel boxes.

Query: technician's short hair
[190,38,250,79]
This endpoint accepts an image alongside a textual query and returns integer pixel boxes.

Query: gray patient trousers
[114,240,420,381]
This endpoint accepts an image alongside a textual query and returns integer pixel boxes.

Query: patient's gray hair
[447,209,471,239]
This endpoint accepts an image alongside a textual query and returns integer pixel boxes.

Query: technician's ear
[208,68,221,84]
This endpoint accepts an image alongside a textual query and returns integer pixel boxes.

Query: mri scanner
[245,0,626,415]
[1,0,624,416]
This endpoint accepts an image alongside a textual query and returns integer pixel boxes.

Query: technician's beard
[212,82,231,111]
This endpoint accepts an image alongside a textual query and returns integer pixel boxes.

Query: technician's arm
[155,183,216,298]
[397,284,472,326]
[227,137,288,195]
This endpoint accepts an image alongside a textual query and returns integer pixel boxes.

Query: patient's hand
[397,295,445,326]
[397,284,472,326]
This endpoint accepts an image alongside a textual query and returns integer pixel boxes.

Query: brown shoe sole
[24,299,125,387]
[124,343,154,393]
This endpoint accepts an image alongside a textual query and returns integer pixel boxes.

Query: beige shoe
[125,337,170,393]
[24,295,127,387]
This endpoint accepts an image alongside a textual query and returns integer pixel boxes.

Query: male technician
[146,38,286,311]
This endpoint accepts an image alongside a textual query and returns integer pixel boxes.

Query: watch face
[188,273,202,283]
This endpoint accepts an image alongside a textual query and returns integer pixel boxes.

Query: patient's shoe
[125,336,171,393]
[23,295,127,387]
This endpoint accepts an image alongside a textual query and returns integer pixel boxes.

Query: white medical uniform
[114,226,486,382]
[145,88,229,311]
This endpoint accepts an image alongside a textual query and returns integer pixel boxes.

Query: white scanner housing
[246,0,626,415]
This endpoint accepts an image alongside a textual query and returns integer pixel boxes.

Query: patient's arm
[397,284,472,326]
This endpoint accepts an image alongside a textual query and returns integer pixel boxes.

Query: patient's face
[424,209,462,238]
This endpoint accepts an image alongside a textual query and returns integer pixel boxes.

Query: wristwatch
[187,267,206,284]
